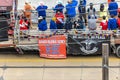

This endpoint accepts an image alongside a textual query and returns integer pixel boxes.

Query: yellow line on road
[0,57,119,62]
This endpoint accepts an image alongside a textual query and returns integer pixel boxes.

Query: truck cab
[0,0,14,19]
[0,0,17,38]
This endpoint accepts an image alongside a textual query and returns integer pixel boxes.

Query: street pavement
[0,49,120,80]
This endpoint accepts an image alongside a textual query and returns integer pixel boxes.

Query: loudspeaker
[0,16,9,42]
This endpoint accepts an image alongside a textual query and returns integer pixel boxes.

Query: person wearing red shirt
[118,8,120,17]
[100,16,108,30]
[117,15,120,29]
[55,11,64,29]
[19,17,29,30]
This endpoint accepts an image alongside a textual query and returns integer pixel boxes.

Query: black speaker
[0,16,9,42]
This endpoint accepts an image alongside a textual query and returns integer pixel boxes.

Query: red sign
[38,35,66,58]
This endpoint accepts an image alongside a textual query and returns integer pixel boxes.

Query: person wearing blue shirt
[36,2,48,18]
[65,15,73,32]
[108,0,118,16]
[65,0,78,29]
[108,15,117,30]
[78,0,86,15]
[66,0,78,17]
[38,16,47,31]
[78,0,87,25]
[50,17,57,32]
[53,1,64,13]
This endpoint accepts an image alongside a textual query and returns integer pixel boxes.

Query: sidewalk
[0,54,120,80]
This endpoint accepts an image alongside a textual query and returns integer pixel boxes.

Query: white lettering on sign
[0,7,7,10]
[39,40,65,44]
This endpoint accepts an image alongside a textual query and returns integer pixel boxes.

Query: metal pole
[102,43,109,80]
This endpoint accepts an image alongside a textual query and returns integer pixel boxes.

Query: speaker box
[0,16,9,42]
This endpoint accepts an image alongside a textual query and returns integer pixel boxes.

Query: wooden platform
[0,37,15,48]
[0,44,15,48]
[114,38,120,44]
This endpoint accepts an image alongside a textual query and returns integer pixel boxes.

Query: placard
[39,35,66,58]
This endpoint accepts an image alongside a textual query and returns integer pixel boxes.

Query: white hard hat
[40,1,44,5]
[38,16,43,20]
[56,0,63,4]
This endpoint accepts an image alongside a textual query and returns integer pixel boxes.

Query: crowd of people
[19,0,120,33]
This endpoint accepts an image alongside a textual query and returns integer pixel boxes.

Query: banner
[39,35,66,58]
[68,32,110,55]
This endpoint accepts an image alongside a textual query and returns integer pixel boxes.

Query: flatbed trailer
[0,0,120,58]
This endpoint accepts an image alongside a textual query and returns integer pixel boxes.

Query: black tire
[116,46,120,57]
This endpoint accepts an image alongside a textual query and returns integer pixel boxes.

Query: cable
[1,1,120,14]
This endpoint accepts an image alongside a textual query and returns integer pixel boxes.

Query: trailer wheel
[116,46,120,57]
